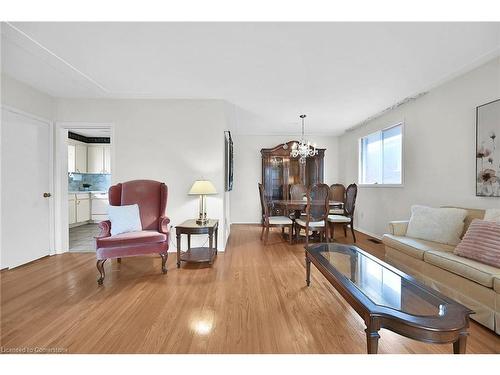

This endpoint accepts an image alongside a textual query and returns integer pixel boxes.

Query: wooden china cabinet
[261,140,325,208]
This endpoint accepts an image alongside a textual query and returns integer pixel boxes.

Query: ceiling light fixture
[291,114,318,164]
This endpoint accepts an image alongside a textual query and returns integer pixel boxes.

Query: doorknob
[43,192,52,198]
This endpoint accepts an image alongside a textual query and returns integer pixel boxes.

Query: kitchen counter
[69,190,108,194]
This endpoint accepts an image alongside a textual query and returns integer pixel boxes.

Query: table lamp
[188,179,217,225]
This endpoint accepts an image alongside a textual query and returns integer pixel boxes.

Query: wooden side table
[175,219,218,267]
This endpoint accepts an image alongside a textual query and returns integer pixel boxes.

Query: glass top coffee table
[305,243,473,354]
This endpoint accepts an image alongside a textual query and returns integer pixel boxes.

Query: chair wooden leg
[343,225,347,237]
[96,259,107,285]
[305,226,309,248]
[289,225,293,245]
[160,253,168,274]
[260,224,265,241]
[117,257,121,263]
[264,225,270,245]
[331,222,335,241]
[351,221,356,242]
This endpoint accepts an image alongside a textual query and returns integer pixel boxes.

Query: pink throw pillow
[454,219,500,268]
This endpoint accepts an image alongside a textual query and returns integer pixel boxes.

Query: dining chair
[294,183,330,247]
[258,183,293,245]
[289,183,308,220]
[329,183,345,215]
[327,183,358,242]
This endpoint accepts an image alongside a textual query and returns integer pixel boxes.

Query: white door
[1,109,52,268]
[87,146,103,173]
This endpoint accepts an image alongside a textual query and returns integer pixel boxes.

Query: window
[359,123,403,185]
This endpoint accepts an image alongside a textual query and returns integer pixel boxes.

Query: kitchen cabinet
[69,193,91,225]
[76,197,90,222]
[103,146,111,174]
[68,142,87,173]
[87,145,111,174]
[68,195,76,224]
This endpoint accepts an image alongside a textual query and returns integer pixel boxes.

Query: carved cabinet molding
[261,140,325,202]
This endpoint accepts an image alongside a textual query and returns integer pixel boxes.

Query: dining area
[258,181,358,246]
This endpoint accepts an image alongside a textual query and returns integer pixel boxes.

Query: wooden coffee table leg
[453,332,468,354]
[365,321,381,354]
[306,253,311,286]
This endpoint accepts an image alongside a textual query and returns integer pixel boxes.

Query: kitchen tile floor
[69,224,99,252]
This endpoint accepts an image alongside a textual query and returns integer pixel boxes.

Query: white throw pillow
[484,208,500,223]
[406,205,467,246]
[108,204,143,236]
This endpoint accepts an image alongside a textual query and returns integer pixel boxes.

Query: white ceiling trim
[4,22,109,94]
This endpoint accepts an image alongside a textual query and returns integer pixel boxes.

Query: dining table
[270,199,343,211]
[268,199,344,243]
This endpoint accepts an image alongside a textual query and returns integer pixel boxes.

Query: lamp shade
[188,180,217,195]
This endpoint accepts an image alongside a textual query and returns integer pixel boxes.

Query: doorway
[55,122,114,254]
[1,107,54,269]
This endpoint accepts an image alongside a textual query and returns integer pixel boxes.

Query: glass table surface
[309,243,448,317]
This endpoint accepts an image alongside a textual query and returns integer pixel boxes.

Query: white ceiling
[2,22,500,134]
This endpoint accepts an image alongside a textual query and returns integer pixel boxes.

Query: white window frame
[358,122,405,188]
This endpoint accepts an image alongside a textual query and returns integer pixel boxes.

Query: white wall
[338,56,500,237]
[55,98,230,250]
[1,74,55,120]
[231,133,339,223]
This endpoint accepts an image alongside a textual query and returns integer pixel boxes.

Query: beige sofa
[382,208,500,335]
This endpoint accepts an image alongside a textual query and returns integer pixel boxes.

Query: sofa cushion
[454,219,500,268]
[494,277,500,294]
[406,205,467,246]
[97,230,167,248]
[383,234,455,260]
[484,208,500,223]
[424,250,500,288]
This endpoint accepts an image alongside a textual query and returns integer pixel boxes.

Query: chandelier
[291,114,318,164]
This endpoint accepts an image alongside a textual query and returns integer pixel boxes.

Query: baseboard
[354,226,383,241]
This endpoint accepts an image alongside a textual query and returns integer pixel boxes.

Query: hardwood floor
[1,224,499,353]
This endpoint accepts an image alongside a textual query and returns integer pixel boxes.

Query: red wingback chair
[95,180,170,285]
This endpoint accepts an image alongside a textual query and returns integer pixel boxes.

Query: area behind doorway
[57,124,113,253]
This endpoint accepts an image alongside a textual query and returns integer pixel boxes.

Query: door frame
[54,122,114,253]
[1,105,55,267]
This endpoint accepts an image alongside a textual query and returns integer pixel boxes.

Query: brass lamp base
[196,218,209,226]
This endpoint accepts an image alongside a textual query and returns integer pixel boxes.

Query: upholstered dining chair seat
[328,214,351,223]
[295,218,325,227]
[269,216,294,225]
[329,208,344,215]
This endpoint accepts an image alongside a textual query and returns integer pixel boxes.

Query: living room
[1,0,499,372]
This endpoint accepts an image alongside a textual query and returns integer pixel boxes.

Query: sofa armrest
[388,220,409,236]
[96,220,111,239]
[159,216,171,234]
